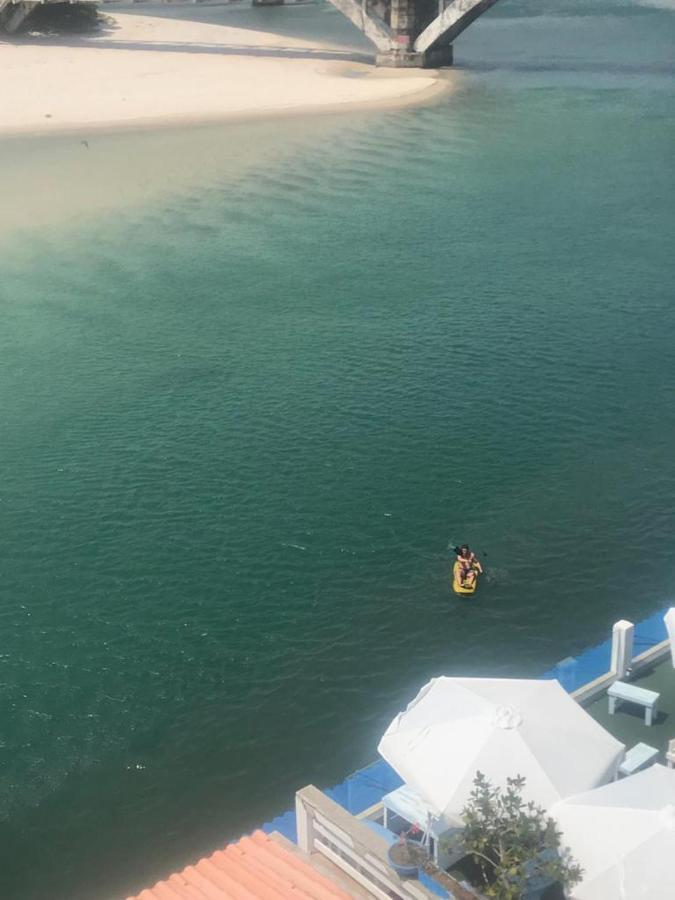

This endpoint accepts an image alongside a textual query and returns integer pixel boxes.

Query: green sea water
[1,1,674,897]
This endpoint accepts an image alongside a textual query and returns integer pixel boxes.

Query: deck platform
[586,657,675,760]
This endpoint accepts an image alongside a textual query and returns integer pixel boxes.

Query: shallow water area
[0,112,358,238]
[1,1,674,898]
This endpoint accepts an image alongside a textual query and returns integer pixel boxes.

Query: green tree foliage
[461,772,583,900]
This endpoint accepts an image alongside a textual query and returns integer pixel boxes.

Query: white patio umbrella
[551,763,675,900]
[378,677,624,820]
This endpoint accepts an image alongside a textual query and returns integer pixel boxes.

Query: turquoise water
[1,1,674,897]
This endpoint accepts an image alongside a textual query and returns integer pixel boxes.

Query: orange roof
[126,830,353,900]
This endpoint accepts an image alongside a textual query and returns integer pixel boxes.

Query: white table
[618,742,659,777]
[608,681,660,726]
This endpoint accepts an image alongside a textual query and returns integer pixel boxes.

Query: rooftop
[126,829,354,900]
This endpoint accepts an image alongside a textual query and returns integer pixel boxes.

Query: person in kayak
[456,544,482,586]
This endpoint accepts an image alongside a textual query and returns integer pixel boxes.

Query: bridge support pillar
[373,0,428,67]
[375,43,452,68]
[322,0,499,68]
[0,0,38,33]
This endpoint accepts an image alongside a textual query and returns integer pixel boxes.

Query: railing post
[664,608,675,668]
[610,619,634,679]
[295,790,316,853]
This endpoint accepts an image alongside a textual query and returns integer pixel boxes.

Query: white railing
[571,619,670,705]
[296,785,466,900]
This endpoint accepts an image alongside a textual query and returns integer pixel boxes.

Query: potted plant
[459,772,583,900]
[387,824,429,877]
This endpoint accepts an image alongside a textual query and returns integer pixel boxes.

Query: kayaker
[456,544,482,585]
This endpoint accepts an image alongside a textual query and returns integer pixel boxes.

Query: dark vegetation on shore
[14,2,107,35]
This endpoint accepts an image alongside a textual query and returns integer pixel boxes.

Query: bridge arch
[414,0,501,54]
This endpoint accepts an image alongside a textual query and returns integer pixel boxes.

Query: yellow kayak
[452,561,479,596]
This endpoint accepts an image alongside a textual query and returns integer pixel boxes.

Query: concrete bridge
[1,0,501,67]
[0,0,33,32]
[0,0,81,32]
[325,0,500,67]
[254,0,501,67]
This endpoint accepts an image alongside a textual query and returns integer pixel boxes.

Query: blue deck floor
[262,757,403,842]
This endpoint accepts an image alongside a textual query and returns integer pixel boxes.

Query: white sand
[0,10,447,136]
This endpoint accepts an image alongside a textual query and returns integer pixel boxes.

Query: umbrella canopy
[551,764,675,900]
[378,677,624,819]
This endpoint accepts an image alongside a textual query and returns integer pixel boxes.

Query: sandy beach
[0,5,447,136]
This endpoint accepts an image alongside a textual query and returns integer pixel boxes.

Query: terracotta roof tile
[126,831,353,900]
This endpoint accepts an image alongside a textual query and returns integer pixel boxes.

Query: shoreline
[0,10,455,139]
[0,70,452,141]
